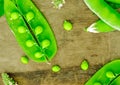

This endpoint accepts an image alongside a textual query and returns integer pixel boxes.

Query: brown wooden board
[0,0,120,85]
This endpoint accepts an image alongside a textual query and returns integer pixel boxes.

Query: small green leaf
[1,73,18,85]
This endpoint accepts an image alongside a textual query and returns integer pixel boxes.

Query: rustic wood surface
[0,0,120,85]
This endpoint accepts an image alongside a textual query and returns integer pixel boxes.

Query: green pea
[85,60,120,85]
[86,20,115,33]
[0,0,4,17]
[35,26,43,35]
[34,52,43,58]
[52,65,61,72]
[93,82,102,85]
[41,39,50,48]
[81,60,89,71]
[84,0,120,31]
[63,20,73,31]
[11,12,19,20]
[26,40,34,47]
[106,71,115,79]
[20,56,29,64]
[4,0,47,62]
[26,11,34,21]
[18,26,26,33]
[16,0,57,61]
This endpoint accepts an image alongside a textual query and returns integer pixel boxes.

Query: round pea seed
[52,65,61,72]
[11,12,19,20]
[94,82,102,85]
[80,60,89,71]
[106,71,115,78]
[18,26,26,33]
[34,52,43,58]
[26,40,34,47]
[20,56,29,64]
[41,39,50,48]
[63,20,73,31]
[26,12,34,21]
[35,26,43,35]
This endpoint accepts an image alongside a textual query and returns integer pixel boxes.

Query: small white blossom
[51,0,65,9]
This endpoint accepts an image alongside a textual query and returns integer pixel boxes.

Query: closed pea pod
[16,0,57,61]
[86,20,116,33]
[85,0,120,33]
[84,0,120,33]
[85,60,120,85]
[84,0,120,31]
[4,0,47,62]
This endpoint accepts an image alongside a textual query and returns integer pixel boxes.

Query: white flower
[51,0,65,9]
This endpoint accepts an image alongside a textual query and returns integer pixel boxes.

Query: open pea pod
[4,0,57,62]
[106,0,120,4]
[86,20,116,33]
[4,0,47,62]
[85,60,120,85]
[0,0,4,17]
[16,0,57,61]
[108,2,120,9]
[110,75,120,85]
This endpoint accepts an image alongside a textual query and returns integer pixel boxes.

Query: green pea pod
[108,2,120,9]
[4,0,48,62]
[84,0,120,31]
[85,0,120,33]
[0,0,4,17]
[85,60,120,85]
[110,75,120,85]
[106,0,120,4]
[86,20,116,33]
[16,0,57,61]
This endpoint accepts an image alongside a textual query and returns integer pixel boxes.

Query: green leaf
[1,73,18,85]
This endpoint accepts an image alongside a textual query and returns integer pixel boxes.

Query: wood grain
[0,0,120,85]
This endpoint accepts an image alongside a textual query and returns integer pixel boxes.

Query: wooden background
[0,0,120,85]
